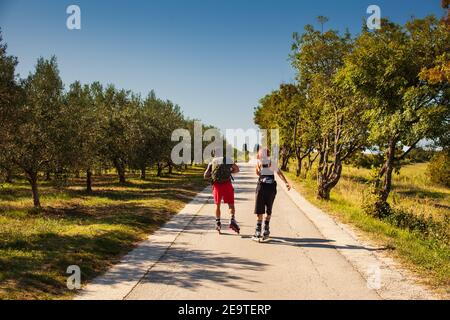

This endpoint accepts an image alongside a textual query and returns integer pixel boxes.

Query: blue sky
[0,0,444,131]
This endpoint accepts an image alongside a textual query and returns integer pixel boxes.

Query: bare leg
[228,204,240,233]
[228,204,235,218]
[215,204,221,220]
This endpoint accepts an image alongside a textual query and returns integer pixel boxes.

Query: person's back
[210,157,234,184]
[204,156,240,234]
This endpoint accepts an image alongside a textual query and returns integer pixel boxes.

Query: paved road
[126,163,380,300]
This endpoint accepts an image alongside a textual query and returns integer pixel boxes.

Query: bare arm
[231,163,240,174]
[255,163,261,176]
[277,169,291,191]
[204,164,212,180]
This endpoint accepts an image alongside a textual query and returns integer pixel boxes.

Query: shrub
[427,152,450,187]
[361,168,392,218]
[384,209,450,245]
[348,152,384,169]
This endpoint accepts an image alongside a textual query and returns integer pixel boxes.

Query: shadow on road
[136,246,267,293]
[240,236,387,252]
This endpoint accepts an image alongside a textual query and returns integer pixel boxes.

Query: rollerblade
[261,224,271,243]
[215,220,222,234]
[229,218,240,234]
[252,225,262,242]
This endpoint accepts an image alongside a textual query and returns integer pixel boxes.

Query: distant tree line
[0,31,213,208]
[254,15,449,217]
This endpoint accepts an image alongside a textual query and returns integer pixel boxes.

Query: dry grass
[285,162,450,294]
[336,163,449,222]
[0,167,208,300]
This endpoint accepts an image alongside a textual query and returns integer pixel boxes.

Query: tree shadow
[0,230,144,299]
[132,246,267,293]
[395,187,448,200]
[239,236,388,252]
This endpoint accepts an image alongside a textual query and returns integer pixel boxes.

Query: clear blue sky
[0,0,444,131]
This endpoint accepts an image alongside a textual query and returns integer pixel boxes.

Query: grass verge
[284,163,449,296]
[0,167,208,300]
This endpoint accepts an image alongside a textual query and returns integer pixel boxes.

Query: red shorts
[212,181,234,205]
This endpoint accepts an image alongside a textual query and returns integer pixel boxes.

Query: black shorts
[254,181,277,215]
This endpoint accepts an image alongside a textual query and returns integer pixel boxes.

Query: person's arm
[277,169,291,191]
[255,162,261,176]
[231,163,240,174]
[204,164,212,180]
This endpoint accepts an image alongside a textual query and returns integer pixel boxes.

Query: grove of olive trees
[0,31,210,208]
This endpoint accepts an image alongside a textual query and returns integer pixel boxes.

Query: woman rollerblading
[252,148,290,242]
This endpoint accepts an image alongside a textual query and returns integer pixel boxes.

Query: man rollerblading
[204,153,240,235]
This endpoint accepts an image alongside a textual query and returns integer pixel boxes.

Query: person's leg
[263,185,277,239]
[228,203,240,233]
[228,203,235,218]
[216,203,221,219]
[213,183,222,231]
[215,204,222,231]
[252,214,263,239]
[224,182,239,233]
[253,183,265,239]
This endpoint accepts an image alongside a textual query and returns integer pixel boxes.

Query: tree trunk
[5,168,13,183]
[281,159,289,172]
[306,152,318,174]
[86,168,93,193]
[45,171,51,181]
[116,165,127,184]
[118,169,126,184]
[140,166,146,180]
[168,162,173,174]
[280,146,291,171]
[317,162,342,201]
[26,171,41,208]
[317,184,331,200]
[114,160,126,184]
[380,139,397,203]
[317,141,342,200]
[296,158,302,177]
[157,163,163,177]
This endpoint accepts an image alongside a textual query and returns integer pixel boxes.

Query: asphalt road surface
[125,163,381,300]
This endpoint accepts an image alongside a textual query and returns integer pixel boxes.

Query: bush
[348,152,384,169]
[361,168,392,218]
[427,152,450,187]
[403,147,435,164]
[384,209,450,245]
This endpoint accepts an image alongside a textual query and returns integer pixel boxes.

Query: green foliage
[339,16,450,211]
[348,152,385,169]
[384,209,450,245]
[257,15,449,211]
[402,147,436,164]
[0,30,210,206]
[362,168,392,218]
[428,152,450,187]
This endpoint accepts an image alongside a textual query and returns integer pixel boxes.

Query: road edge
[281,180,438,300]
[74,186,212,300]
